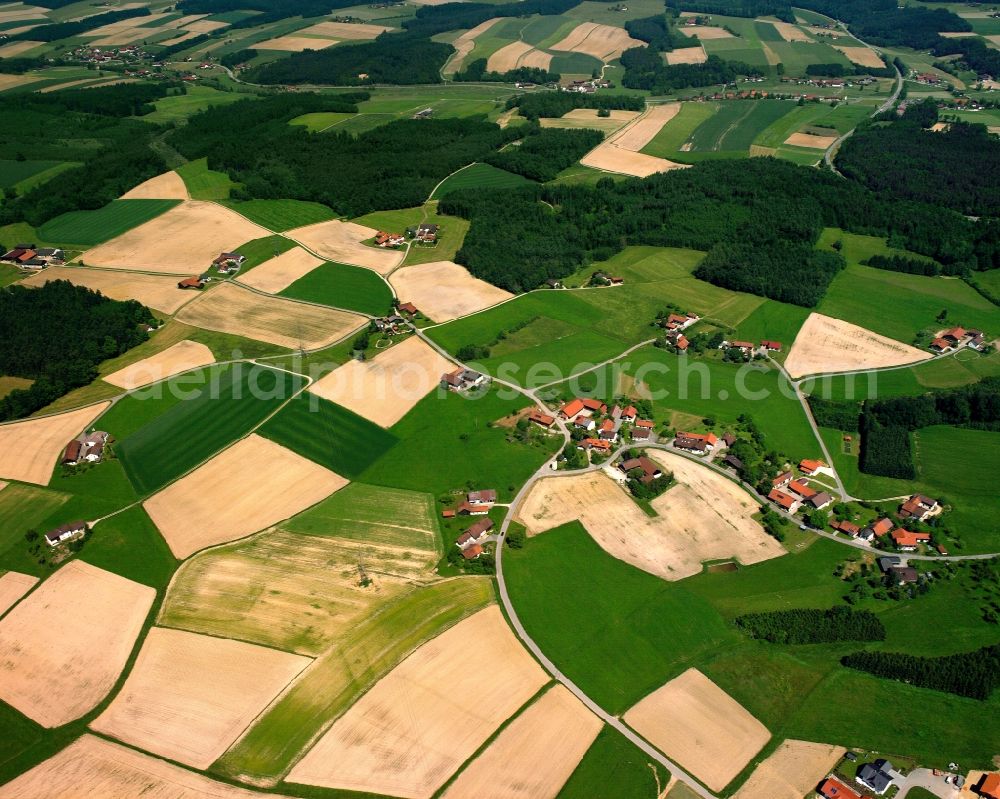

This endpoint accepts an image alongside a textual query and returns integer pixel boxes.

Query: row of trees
[454,60,558,85]
[842,643,1000,700]
[620,51,759,94]
[735,607,886,644]
[664,0,794,22]
[0,282,155,421]
[624,13,701,53]
[402,0,583,39]
[867,378,1000,432]
[484,128,601,182]
[864,254,965,278]
[507,92,645,120]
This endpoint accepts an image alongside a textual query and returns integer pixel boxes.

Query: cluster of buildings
[411,223,439,244]
[445,490,498,560]
[590,271,625,286]
[929,326,988,353]
[559,398,656,448]
[829,494,942,555]
[1,244,64,270]
[212,252,245,275]
[561,78,614,94]
[66,44,156,66]
[616,454,663,484]
[720,338,782,359]
[372,301,418,336]
[373,231,405,248]
[659,311,699,351]
[61,430,109,467]
[768,464,834,513]
[673,430,733,457]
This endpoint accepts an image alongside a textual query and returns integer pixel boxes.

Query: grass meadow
[39,200,178,247]
[288,111,355,132]
[279,260,393,316]
[558,726,666,799]
[221,198,335,232]
[432,162,534,198]
[0,159,62,190]
[175,157,236,200]
[143,86,247,126]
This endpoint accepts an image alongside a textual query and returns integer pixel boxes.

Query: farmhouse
[177,276,206,290]
[890,565,919,585]
[61,439,83,466]
[212,252,245,274]
[441,367,487,392]
[856,758,895,794]
[456,518,493,550]
[598,418,619,442]
[673,431,717,455]
[621,406,637,423]
[44,521,87,547]
[61,431,109,465]
[809,491,833,510]
[618,456,662,483]
[726,340,755,355]
[891,528,931,551]
[415,223,439,243]
[898,493,941,521]
[579,438,612,452]
[373,315,406,335]
[975,773,1000,799]
[574,415,596,432]
[2,245,63,269]
[772,471,793,488]
[632,427,652,442]
[832,519,861,537]
[467,489,496,505]
[528,410,555,428]
[768,488,799,512]
[761,340,782,352]
[374,231,405,248]
[799,459,825,475]
[456,501,489,516]
[661,312,699,332]
[787,479,817,499]
[860,517,894,543]
[462,543,484,560]
[818,778,862,799]
[635,419,654,430]
[559,397,608,419]
[397,302,418,315]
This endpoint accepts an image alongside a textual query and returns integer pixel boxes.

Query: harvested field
[518,452,782,581]
[784,312,932,378]
[256,35,338,51]
[91,627,311,769]
[445,17,502,74]
[623,669,770,792]
[612,103,681,151]
[156,30,201,47]
[80,201,271,275]
[770,21,811,42]
[784,131,838,149]
[104,340,215,390]
[665,45,706,64]
[833,45,885,68]
[308,334,454,428]
[22,267,197,314]
[540,108,639,134]
[0,402,109,485]
[679,25,733,39]
[0,40,40,57]
[0,560,154,727]
[121,171,190,200]
[143,434,348,559]
[581,105,688,178]
[733,740,845,799]
[183,19,228,33]
[0,571,37,617]
[388,260,512,323]
[551,21,644,62]
[487,40,553,72]
[237,247,324,294]
[288,605,548,799]
[442,685,601,799]
[0,735,299,799]
[300,21,392,39]
[174,281,364,350]
[287,219,403,274]
[0,73,42,91]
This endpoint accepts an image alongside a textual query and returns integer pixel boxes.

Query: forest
[858,412,916,479]
[402,0,583,39]
[484,128,601,182]
[621,51,760,94]
[506,92,645,120]
[842,643,1000,700]
[735,607,886,644]
[0,282,155,421]
[867,378,1000,432]
[454,60,558,84]
[440,157,998,295]
[864,254,964,278]
[664,0,794,22]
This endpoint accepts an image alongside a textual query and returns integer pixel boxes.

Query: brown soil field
[144,433,348,559]
[0,401,110,485]
[0,73,43,91]
[444,17,502,74]
[784,312,932,378]
[103,340,215,390]
[540,108,640,134]
[121,171,190,200]
[612,103,681,151]
[833,45,885,68]
[770,21,811,42]
[784,131,838,149]
[518,452,783,581]
[0,40,41,57]
[939,31,978,38]
[308,335,454,427]
[81,201,271,275]
[0,560,154,727]
[0,6,49,23]
[300,21,392,39]
[158,526,438,655]
[156,30,201,47]
[183,19,228,33]
[441,685,601,799]
[665,45,706,64]
[287,605,548,799]
[22,266,198,314]
[487,40,553,72]
[91,627,311,769]
[733,740,845,799]
[623,669,770,792]
[287,219,403,274]
[256,35,338,51]
[236,247,324,294]
[679,25,733,39]
[174,281,364,350]
[388,260,513,323]
[581,105,688,178]
[0,571,37,617]
[550,21,644,62]
[0,734,299,799]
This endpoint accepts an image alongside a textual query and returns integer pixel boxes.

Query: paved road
[895,768,960,799]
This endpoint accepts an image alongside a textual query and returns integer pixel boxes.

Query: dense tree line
[169,93,517,216]
[506,92,644,120]
[0,282,155,421]
[0,56,56,74]
[9,7,150,42]
[934,37,1000,80]
[484,128,601,182]
[864,254,964,277]
[735,607,886,644]
[837,120,1000,217]
[402,0,583,39]
[178,0,349,17]
[664,0,794,22]
[246,35,451,85]
[867,378,1000,432]
[842,643,1000,700]
[621,51,759,93]
[220,48,257,68]
[797,0,969,50]
[858,411,916,479]
[454,59,558,84]
[624,13,701,53]
[810,397,861,431]
[440,157,999,293]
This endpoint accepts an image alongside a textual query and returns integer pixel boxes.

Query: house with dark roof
[61,439,83,466]
[890,565,919,584]
[673,432,717,455]
[809,491,833,510]
[772,471,793,489]
[456,517,493,550]
[467,489,496,505]
[877,555,902,573]
[619,456,662,483]
[44,521,87,547]
[856,759,894,795]
[898,494,940,521]
[441,367,487,392]
[723,454,743,471]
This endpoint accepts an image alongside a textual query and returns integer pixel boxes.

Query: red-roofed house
[930,337,953,353]
[832,520,861,537]
[898,494,940,521]
[674,334,689,351]
[528,410,555,428]
[599,418,618,442]
[942,327,966,344]
[560,399,585,419]
[673,432,717,454]
[891,528,931,551]
[622,406,637,423]
[975,772,1000,799]
[581,398,607,414]
[462,543,484,560]
[398,302,418,315]
[787,479,817,499]
[574,414,596,432]
[761,340,782,352]
[178,276,205,289]
[619,456,662,483]
[635,419,654,430]
[768,489,798,511]
[799,459,825,475]
[579,438,612,452]
[818,778,861,799]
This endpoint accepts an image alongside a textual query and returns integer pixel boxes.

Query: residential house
[898,494,940,521]
[528,410,555,428]
[968,330,987,351]
[559,399,585,419]
[467,489,496,506]
[941,327,967,346]
[799,459,825,475]
[635,419,655,431]
[974,773,1000,799]
[441,367,487,392]
[462,543,484,560]
[788,479,817,499]
[579,438,612,453]
[213,252,245,273]
[82,431,109,462]
[727,340,755,355]
[856,759,894,795]
[397,302,418,315]
[673,432,717,455]
[178,276,206,290]
[574,414,596,432]
[667,331,689,351]
[832,519,860,537]
[877,555,902,573]
[442,509,455,519]
[891,528,931,551]
[631,427,652,442]
[809,491,833,510]
[662,312,699,332]
[761,340,782,352]
[456,501,490,516]
[545,278,563,289]
[416,223,438,243]
[860,517,893,543]
[619,456,662,483]
[44,521,87,547]
[890,565,919,585]
[456,517,493,549]
[598,418,619,442]
[61,439,83,466]
[772,471,793,489]
[373,315,406,334]
[621,406,637,423]
[930,337,953,353]
[768,489,799,512]
[818,778,862,799]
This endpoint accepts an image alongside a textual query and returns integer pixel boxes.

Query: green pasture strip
[143,86,249,126]
[641,101,718,159]
[432,162,534,199]
[176,157,236,200]
[80,505,177,589]
[279,260,393,316]
[288,111,354,132]
[558,725,667,798]
[0,484,71,567]
[0,159,62,190]
[226,234,296,274]
[220,198,336,232]
[38,199,178,248]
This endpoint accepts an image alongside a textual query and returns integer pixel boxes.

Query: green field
[176,157,236,200]
[224,234,296,275]
[279,260,393,315]
[558,726,666,799]
[112,364,307,495]
[259,393,398,479]
[687,100,798,156]
[0,159,62,190]
[143,86,249,125]
[288,111,355,132]
[37,200,178,247]
[432,162,534,199]
[0,484,70,568]
[79,506,177,589]
[641,102,719,159]
[221,198,335,232]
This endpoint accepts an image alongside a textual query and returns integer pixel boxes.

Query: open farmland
[0,735,300,799]
[222,199,336,232]
[0,571,36,617]
[388,260,513,322]
[0,560,154,727]
[80,201,270,274]
[0,402,109,485]
[733,740,844,799]
[833,45,886,68]
[236,247,324,294]
[298,21,393,39]
[287,219,403,274]
[279,260,394,316]
[287,605,549,799]
[432,162,533,198]
[38,199,179,247]
[308,334,454,428]
[103,340,215,390]
[22,266,200,315]
[442,684,601,799]
[255,35,338,51]
[551,21,644,61]
[91,626,311,769]
[443,17,503,74]
[487,40,553,72]
[120,171,190,200]
[143,434,348,559]
[623,668,770,792]
[665,45,707,64]
[175,282,364,350]
[582,105,689,178]
[540,108,640,135]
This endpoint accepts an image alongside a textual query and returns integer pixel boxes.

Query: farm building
[761,340,782,352]
[44,521,87,547]
[618,456,662,483]
[673,432,717,454]
[441,367,487,392]
[890,529,931,551]
[397,302,418,315]
[212,252,245,274]
[768,489,798,512]
[898,494,941,521]
[818,778,862,799]
[177,276,206,290]
[772,471,793,488]
[799,459,826,475]
[456,517,493,550]
[467,489,496,505]
[975,773,1000,799]
[528,410,555,428]
[374,231,404,247]
[579,438,612,452]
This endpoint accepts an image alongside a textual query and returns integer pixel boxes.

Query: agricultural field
[432,162,534,198]
[278,259,393,315]
[220,199,335,232]
[37,199,179,247]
